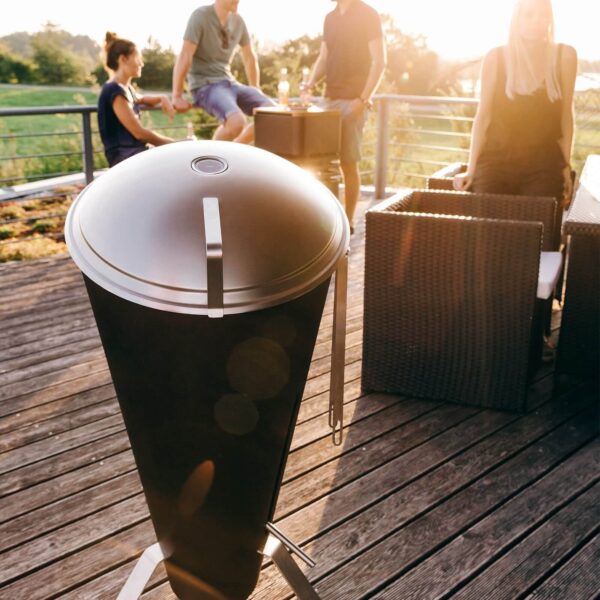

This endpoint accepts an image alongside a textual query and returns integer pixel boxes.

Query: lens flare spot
[214,393,260,435]
[178,460,215,517]
[227,337,290,400]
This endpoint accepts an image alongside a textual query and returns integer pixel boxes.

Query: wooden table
[254,105,341,196]
[556,154,600,384]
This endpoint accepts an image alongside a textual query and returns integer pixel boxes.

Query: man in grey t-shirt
[172,0,274,143]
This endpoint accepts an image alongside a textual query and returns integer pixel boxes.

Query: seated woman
[453,0,577,207]
[98,32,175,167]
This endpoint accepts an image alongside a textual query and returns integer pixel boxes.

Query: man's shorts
[193,80,275,122]
[320,98,369,164]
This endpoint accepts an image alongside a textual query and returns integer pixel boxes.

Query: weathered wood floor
[0,203,599,599]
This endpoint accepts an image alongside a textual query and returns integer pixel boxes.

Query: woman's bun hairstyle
[103,32,136,71]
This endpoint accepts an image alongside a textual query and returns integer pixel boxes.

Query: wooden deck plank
[0,323,100,364]
[0,331,101,374]
[249,398,596,600]
[0,470,142,553]
[0,430,130,497]
[524,533,600,600]
[0,396,120,453]
[0,197,597,599]
[372,440,600,599]
[451,479,600,600]
[0,301,93,335]
[282,398,465,484]
[0,521,157,599]
[0,449,135,524]
[0,494,149,587]
[0,314,97,352]
[0,357,109,404]
[313,406,598,600]
[0,369,113,420]
[0,413,124,474]
[0,346,106,387]
[0,382,115,438]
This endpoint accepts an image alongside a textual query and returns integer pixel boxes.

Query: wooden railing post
[374,97,390,199]
[81,111,94,185]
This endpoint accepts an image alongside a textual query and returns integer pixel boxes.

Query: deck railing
[0,104,192,188]
[2,92,600,193]
[1,92,599,259]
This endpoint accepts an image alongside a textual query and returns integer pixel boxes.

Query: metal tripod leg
[263,522,321,599]
[116,542,165,600]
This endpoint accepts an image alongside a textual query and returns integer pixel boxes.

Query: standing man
[303,0,386,230]
[172,0,274,143]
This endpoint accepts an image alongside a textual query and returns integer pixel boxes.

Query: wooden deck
[0,199,599,600]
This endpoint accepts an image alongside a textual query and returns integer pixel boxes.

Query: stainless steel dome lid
[65,140,350,315]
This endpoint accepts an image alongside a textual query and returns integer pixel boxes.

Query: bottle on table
[277,67,290,107]
[186,122,197,141]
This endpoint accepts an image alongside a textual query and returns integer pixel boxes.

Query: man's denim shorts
[319,98,369,164]
[193,80,275,122]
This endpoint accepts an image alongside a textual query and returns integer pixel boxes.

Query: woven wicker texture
[426,162,467,191]
[427,164,564,252]
[557,157,600,381]
[362,189,553,411]
[556,235,600,379]
[563,181,600,236]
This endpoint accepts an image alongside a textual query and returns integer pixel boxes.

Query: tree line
[0,18,484,96]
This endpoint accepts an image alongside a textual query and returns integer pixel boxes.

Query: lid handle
[203,197,224,318]
[329,252,348,445]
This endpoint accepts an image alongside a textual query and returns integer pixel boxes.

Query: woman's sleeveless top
[481,45,566,169]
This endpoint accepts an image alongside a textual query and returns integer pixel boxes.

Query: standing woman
[98,32,176,167]
[454,0,577,207]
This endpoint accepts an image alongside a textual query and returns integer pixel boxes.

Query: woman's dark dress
[472,45,566,199]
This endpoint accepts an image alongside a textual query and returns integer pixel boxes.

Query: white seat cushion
[537,251,563,300]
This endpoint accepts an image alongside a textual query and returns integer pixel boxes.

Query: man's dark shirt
[324,0,383,99]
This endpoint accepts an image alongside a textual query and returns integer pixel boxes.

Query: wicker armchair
[362,189,558,412]
[426,163,468,191]
[426,163,575,248]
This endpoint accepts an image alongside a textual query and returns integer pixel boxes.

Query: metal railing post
[81,111,94,185]
[374,98,390,199]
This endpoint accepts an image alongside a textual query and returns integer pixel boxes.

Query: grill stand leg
[116,542,165,600]
[115,527,321,600]
[262,532,321,600]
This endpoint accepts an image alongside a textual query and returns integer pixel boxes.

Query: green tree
[92,62,108,86]
[0,32,32,57]
[0,44,33,83]
[32,22,90,84]
[31,37,89,85]
[33,22,99,72]
[138,38,176,90]
[381,14,454,95]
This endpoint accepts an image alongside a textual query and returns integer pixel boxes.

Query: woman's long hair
[103,32,136,73]
[506,0,561,101]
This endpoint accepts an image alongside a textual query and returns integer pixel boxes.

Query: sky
[0,0,598,61]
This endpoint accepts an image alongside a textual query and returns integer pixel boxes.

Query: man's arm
[305,42,328,91]
[345,35,386,119]
[137,94,175,121]
[240,43,259,88]
[172,40,197,111]
[359,36,386,104]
